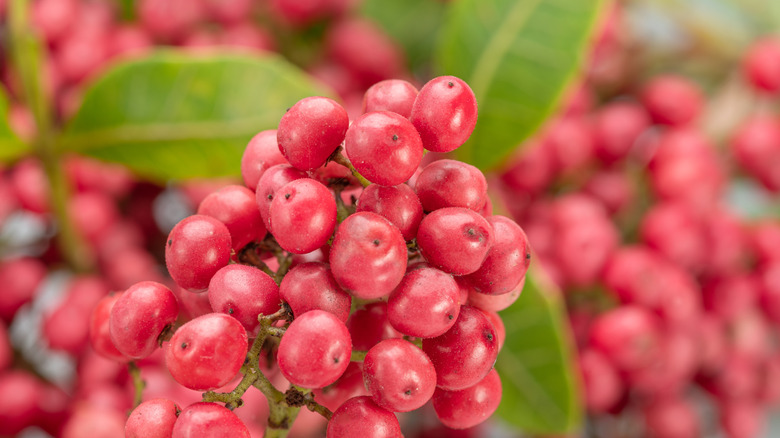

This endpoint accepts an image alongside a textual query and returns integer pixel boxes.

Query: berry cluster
[81,75,530,436]
[498,6,780,438]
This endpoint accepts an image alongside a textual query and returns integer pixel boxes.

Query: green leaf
[495,267,582,434]
[436,0,604,170]
[61,51,331,182]
[360,0,446,73]
[0,87,28,163]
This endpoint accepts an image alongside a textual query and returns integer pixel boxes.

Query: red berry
[731,116,780,192]
[422,306,498,390]
[255,164,308,232]
[592,101,649,164]
[0,371,42,435]
[388,267,460,338]
[326,19,404,88]
[579,349,623,413]
[417,207,493,276]
[326,396,402,438]
[589,306,660,372]
[415,159,488,212]
[743,37,780,94]
[172,402,250,438]
[165,313,248,391]
[642,397,700,438]
[277,96,349,171]
[640,75,703,126]
[543,117,595,173]
[0,257,46,322]
[362,79,418,118]
[208,264,281,334]
[466,278,524,312]
[363,338,437,412]
[89,294,130,363]
[463,215,529,295]
[313,362,368,412]
[165,215,232,292]
[279,262,351,323]
[241,129,287,190]
[330,212,407,299]
[197,185,267,251]
[345,111,424,186]
[356,183,423,241]
[125,398,180,438]
[410,76,478,153]
[277,310,351,389]
[346,302,403,351]
[109,281,179,359]
[432,368,502,430]
[270,178,337,254]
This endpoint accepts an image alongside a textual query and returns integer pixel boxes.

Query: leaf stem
[128,361,145,408]
[332,148,371,188]
[350,350,367,362]
[8,0,93,273]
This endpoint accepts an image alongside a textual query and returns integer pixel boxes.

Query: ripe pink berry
[415,159,488,212]
[326,19,404,88]
[240,130,287,190]
[0,371,43,436]
[330,212,407,299]
[165,215,232,292]
[417,207,493,276]
[731,116,780,192]
[89,294,130,363]
[543,117,595,173]
[422,306,498,390]
[640,202,706,273]
[463,215,529,295]
[269,178,337,254]
[589,306,661,372]
[362,79,418,118]
[138,0,205,41]
[642,397,700,438]
[579,349,624,413]
[125,398,180,438]
[208,264,280,334]
[277,96,349,171]
[109,281,178,359]
[172,402,250,438]
[720,400,764,438]
[356,183,423,241]
[0,322,10,371]
[743,37,780,94]
[279,262,351,322]
[165,313,248,391]
[640,75,703,126]
[326,396,401,437]
[500,140,556,196]
[255,164,308,232]
[389,266,459,337]
[363,338,437,412]
[466,278,524,312]
[347,302,403,351]
[432,368,502,430]
[0,257,46,322]
[345,111,423,186]
[592,101,649,164]
[197,185,267,251]
[410,76,478,153]
[277,310,351,389]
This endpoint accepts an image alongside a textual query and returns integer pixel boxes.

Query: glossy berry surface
[422,305,498,390]
[165,215,232,292]
[279,262,351,323]
[109,281,178,359]
[197,185,267,251]
[165,313,248,391]
[255,164,308,231]
[345,111,423,186]
[362,79,418,118]
[125,398,180,438]
[387,267,460,338]
[417,207,493,275]
[410,76,478,153]
[743,37,780,94]
[240,129,287,190]
[432,368,502,430]
[171,402,250,438]
[415,159,488,212]
[640,75,702,126]
[326,396,401,438]
[363,338,437,412]
[464,215,530,295]
[277,310,351,389]
[89,293,129,363]
[356,183,423,241]
[269,178,337,254]
[330,212,407,299]
[277,96,349,171]
[347,302,403,351]
[208,264,280,334]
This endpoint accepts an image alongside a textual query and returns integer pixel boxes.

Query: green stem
[128,361,145,408]
[350,350,367,362]
[8,0,92,273]
[332,148,371,188]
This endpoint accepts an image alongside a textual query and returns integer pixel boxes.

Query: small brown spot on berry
[333,357,340,364]
[447,81,454,87]
[526,252,531,260]
[392,134,398,141]
[373,239,380,246]
[284,193,291,199]
[448,314,454,320]
[228,307,234,315]
[267,194,273,200]
[405,389,412,396]
[181,342,188,349]
[486,333,494,342]
[167,239,172,246]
